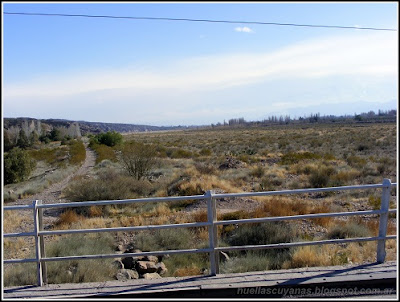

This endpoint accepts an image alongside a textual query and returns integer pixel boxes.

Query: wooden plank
[3,261,396,299]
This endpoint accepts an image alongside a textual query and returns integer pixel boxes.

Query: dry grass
[252,197,311,218]
[173,266,203,277]
[309,203,334,227]
[3,210,26,233]
[55,209,84,227]
[282,245,331,268]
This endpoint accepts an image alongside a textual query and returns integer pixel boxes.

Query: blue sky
[2,2,398,126]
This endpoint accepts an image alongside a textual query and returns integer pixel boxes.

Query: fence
[3,178,397,287]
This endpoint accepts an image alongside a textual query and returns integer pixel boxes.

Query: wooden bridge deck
[3,261,397,299]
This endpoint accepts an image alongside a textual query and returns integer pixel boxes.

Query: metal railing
[3,178,397,286]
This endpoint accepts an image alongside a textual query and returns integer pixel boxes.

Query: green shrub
[346,155,367,168]
[170,148,193,158]
[91,143,117,164]
[225,222,296,270]
[308,165,336,188]
[325,222,371,239]
[4,233,115,286]
[279,151,321,165]
[220,252,271,274]
[133,228,208,277]
[250,166,265,178]
[49,128,63,141]
[64,169,153,215]
[3,263,37,286]
[68,140,86,165]
[45,233,115,284]
[93,131,123,147]
[199,148,212,156]
[4,147,36,184]
[368,195,381,210]
[227,222,295,248]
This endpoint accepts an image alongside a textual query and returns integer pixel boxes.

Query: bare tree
[119,142,157,180]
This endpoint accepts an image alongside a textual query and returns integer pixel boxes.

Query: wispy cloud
[234,26,253,33]
[3,31,397,124]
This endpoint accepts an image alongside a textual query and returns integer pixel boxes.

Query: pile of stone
[114,246,168,281]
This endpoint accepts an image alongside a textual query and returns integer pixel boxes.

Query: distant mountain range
[3,117,197,135]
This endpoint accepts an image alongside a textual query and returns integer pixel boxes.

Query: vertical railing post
[377,178,391,263]
[33,200,43,286]
[206,190,219,275]
[37,200,47,284]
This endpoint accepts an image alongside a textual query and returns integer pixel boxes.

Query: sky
[2,1,398,126]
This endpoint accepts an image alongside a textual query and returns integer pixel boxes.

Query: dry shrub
[3,210,25,233]
[88,206,104,217]
[55,209,83,226]
[192,210,209,222]
[71,217,110,230]
[168,174,240,199]
[331,169,361,185]
[283,245,331,269]
[250,166,265,178]
[346,242,376,263]
[363,218,396,236]
[3,238,28,260]
[194,162,216,174]
[385,240,397,261]
[291,163,318,175]
[253,198,310,218]
[309,204,333,227]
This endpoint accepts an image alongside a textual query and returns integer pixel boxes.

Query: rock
[116,244,125,252]
[155,262,168,275]
[127,269,139,279]
[112,260,124,269]
[144,255,158,263]
[136,261,157,274]
[122,249,145,269]
[121,257,135,270]
[142,272,162,280]
[115,269,139,281]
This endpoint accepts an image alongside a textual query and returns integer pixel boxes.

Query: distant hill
[3,117,195,135]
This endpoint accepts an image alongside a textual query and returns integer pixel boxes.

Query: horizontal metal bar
[213,184,385,199]
[6,235,396,264]
[215,210,381,226]
[388,209,397,214]
[3,204,34,211]
[40,248,213,262]
[3,258,37,264]
[216,236,397,252]
[4,182,395,211]
[34,194,207,210]
[4,231,36,238]
[39,221,211,236]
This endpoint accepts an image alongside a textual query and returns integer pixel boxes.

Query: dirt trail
[12,143,96,207]
[8,143,97,231]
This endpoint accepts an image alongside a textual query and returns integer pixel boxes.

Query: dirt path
[12,143,96,207]
[8,143,97,231]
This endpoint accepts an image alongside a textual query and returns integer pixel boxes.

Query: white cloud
[3,31,397,124]
[234,26,253,33]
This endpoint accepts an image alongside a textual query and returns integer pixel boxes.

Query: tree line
[211,109,397,128]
